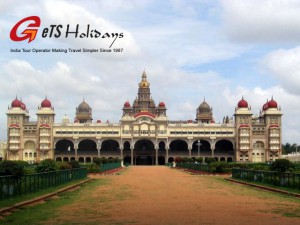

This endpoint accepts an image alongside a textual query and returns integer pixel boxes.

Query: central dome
[78,101,91,113]
[198,101,210,113]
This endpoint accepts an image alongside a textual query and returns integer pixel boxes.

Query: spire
[139,71,150,88]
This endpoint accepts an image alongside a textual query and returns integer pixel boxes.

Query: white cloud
[221,0,300,43]
[261,46,300,95]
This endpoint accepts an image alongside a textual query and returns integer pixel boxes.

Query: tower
[6,97,29,160]
[132,71,156,115]
[234,97,253,162]
[75,99,93,123]
[196,99,213,123]
[36,97,55,161]
[261,97,282,161]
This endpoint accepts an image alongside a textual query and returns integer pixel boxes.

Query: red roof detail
[134,112,156,119]
[240,124,250,128]
[20,102,26,110]
[124,101,131,107]
[268,98,278,108]
[211,120,215,124]
[40,124,50,128]
[11,98,22,108]
[9,124,20,128]
[97,120,101,123]
[187,119,193,123]
[238,98,248,108]
[158,102,166,107]
[41,98,52,108]
[269,124,279,128]
[263,102,268,111]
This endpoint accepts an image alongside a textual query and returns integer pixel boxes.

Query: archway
[191,140,211,158]
[78,139,97,156]
[101,139,120,157]
[24,141,36,163]
[55,139,75,155]
[215,140,234,158]
[252,141,265,162]
[169,140,188,157]
[134,139,155,165]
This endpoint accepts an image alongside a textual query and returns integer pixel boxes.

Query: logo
[10,16,124,48]
[10,16,41,43]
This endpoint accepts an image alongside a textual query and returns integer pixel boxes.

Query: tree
[270,159,294,172]
[0,160,27,176]
[36,159,57,172]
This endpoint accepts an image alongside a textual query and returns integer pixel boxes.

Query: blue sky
[1,0,300,144]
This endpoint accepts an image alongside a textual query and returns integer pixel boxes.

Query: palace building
[6,72,283,165]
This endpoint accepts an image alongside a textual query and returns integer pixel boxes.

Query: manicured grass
[0,179,107,225]
[0,178,89,208]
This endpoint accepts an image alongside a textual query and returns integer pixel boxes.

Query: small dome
[124,101,131,107]
[198,101,211,113]
[158,102,165,107]
[263,102,268,111]
[41,98,52,108]
[78,100,91,113]
[97,120,101,123]
[268,98,278,108]
[20,101,26,110]
[237,97,248,108]
[11,97,22,108]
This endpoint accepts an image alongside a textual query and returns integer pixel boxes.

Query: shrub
[195,157,203,163]
[56,162,72,170]
[270,159,294,172]
[0,160,26,176]
[35,159,57,172]
[87,164,99,172]
[108,158,114,163]
[68,160,80,169]
[210,162,229,173]
[175,157,182,163]
[205,157,216,165]
[93,157,102,166]
[101,158,108,164]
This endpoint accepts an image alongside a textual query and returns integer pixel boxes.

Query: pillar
[120,146,124,166]
[211,147,215,157]
[75,146,78,160]
[188,147,192,158]
[155,148,158,165]
[97,140,101,158]
[165,148,169,164]
[131,146,134,165]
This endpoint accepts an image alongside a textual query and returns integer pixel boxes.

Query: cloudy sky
[0,0,300,144]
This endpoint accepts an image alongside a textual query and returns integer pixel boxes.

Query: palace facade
[6,72,282,165]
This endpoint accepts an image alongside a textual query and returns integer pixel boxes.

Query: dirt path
[46,166,300,225]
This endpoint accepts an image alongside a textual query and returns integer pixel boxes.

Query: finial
[203,97,206,102]
[83,97,85,102]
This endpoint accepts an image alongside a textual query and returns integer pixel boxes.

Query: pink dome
[124,101,131,107]
[11,98,22,108]
[97,120,101,123]
[237,97,248,108]
[41,98,52,108]
[20,101,26,110]
[268,98,278,108]
[263,102,268,111]
[158,102,166,107]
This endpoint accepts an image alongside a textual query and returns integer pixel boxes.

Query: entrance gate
[134,139,155,165]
